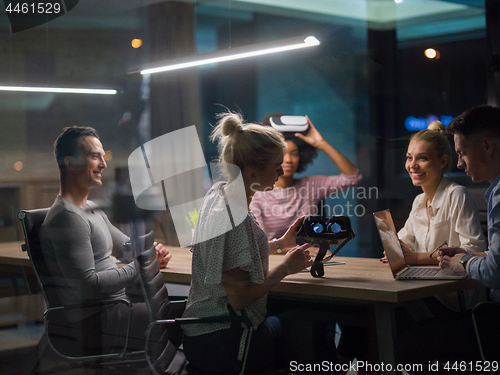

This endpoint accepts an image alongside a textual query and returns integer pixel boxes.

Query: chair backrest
[130,219,176,372]
[18,208,103,357]
[18,209,52,303]
[468,187,488,241]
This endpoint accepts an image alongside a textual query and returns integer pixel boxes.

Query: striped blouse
[249,171,362,239]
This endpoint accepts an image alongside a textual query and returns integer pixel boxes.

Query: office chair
[472,301,500,365]
[128,219,254,375]
[18,209,146,374]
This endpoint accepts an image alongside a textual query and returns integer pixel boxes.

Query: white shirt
[398,178,486,254]
[398,178,487,310]
[183,182,269,337]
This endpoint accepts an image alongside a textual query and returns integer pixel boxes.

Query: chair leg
[20,332,49,375]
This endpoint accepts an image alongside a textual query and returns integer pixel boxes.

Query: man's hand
[438,246,466,258]
[438,252,466,273]
[155,242,172,268]
[437,247,466,271]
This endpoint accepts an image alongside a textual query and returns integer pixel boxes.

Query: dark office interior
[0,0,498,374]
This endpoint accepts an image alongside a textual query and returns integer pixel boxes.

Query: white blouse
[398,178,487,311]
[398,178,486,254]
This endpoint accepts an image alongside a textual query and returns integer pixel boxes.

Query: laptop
[373,209,467,280]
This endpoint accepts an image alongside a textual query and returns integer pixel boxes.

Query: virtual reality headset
[297,215,355,278]
[269,115,309,133]
[296,215,355,246]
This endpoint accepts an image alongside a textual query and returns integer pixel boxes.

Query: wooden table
[0,241,37,297]
[0,241,31,268]
[1,242,482,374]
[160,246,482,374]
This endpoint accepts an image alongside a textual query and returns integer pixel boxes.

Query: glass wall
[0,0,492,372]
[0,0,489,253]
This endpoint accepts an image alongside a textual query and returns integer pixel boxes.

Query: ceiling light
[137,35,320,75]
[0,86,117,95]
[424,48,440,59]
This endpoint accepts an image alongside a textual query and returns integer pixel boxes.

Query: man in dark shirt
[41,126,171,351]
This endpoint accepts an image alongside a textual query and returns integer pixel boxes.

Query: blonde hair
[410,121,452,173]
[210,112,286,179]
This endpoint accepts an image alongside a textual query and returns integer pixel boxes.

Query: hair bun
[220,113,244,137]
[427,121,447,136]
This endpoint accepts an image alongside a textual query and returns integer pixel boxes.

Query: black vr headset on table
[296,215,355,278]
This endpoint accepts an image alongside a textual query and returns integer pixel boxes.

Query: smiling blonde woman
[391,122,486,311]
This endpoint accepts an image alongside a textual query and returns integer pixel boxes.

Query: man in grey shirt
[40,126,171,352]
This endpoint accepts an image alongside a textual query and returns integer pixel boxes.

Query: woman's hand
[295,116,359,175]
[277,215,306,252]
[281,243,313,275]
[294,116,325,148]
[223,242,312,310]
[400,240,416,264]
[380,241,413,264]
[155,242,172,268]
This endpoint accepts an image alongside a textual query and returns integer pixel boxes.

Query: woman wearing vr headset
[181,112,337,374]
[250,114,362,247]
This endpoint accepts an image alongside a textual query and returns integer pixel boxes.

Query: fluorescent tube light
[139,35,320,75]
[0,86,117,95]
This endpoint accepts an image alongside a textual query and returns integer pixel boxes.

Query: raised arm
[294,116,358,175]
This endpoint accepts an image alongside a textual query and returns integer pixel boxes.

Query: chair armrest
[46,299,131,312]
[150,314,252,329]
[44,300,132,323]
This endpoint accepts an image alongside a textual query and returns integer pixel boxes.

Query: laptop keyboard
[401,267,440,277]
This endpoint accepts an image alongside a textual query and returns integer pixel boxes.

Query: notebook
[373,209,466,280]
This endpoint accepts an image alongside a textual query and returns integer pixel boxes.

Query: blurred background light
[131,39,143,49]
[424,48,440,59]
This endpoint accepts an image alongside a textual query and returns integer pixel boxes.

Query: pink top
[249,172,362,239]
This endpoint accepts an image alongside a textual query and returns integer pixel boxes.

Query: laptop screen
[373,210,407,276]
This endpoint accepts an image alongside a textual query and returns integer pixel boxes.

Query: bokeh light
[14,161,23,171]
[425,48,440,59]
[104,150,113,161]
[131,39,143,49]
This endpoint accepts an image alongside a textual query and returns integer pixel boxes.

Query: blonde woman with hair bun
[381,121,486,311]
[427,120,447,132]
[182,112,337,373]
